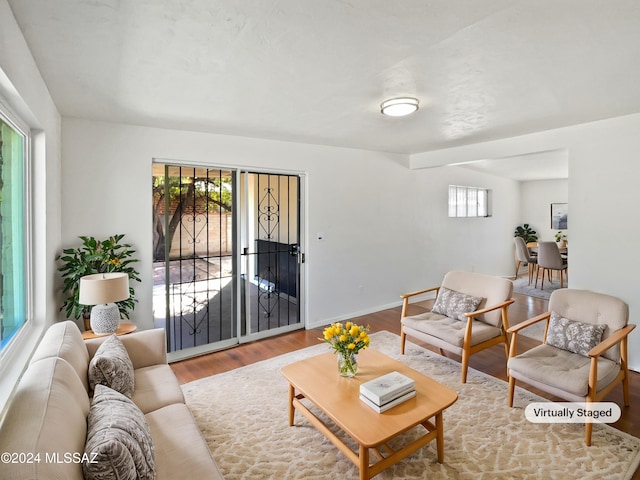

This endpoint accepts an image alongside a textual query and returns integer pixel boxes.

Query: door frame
[154,159,307,362]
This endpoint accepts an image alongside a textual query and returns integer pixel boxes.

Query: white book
[359,371,415,405]
[360,383,416,406]
[360,389,417,413]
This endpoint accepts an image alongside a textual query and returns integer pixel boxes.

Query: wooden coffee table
[281,349,458,480]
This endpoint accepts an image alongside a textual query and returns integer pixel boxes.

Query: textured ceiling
[7,0,640,161]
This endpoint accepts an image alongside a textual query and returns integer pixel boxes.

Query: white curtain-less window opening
[0,109,29,354]
[448,185,489,218]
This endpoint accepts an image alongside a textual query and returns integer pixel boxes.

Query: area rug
[182,331,640,480]
[512,274,564,300]
[511,275,562,341]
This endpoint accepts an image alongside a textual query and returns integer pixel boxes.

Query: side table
[81,322,137,340]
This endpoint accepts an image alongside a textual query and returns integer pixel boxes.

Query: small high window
[448,185,489,218]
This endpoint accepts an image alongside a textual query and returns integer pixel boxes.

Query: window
[0,109,28,352]
[448,185,489,218]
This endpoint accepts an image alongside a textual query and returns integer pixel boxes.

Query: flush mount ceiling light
[380,97,419,117]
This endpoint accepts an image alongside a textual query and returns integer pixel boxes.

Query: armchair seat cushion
[402,312,502,348]
[507,344,620,398]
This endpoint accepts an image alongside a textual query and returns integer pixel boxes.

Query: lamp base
[90,303,120,335]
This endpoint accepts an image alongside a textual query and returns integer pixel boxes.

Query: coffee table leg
[359,444,369,480]
[288,384,295,426]
[435,411,444,463]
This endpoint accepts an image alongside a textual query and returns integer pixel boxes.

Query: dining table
[526,241,568,256]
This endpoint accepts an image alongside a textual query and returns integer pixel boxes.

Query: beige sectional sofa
[0,320,223,480]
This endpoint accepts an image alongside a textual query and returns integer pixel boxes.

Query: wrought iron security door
[152,165,237,355]
[153,165,303,358]
[240,172,302,338]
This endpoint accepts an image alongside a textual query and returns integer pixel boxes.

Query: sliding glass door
[152,165,236,356]
[153,164,303,359]
[239,172,302,340]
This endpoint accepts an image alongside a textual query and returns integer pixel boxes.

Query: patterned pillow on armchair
[432,287,483,321]
[546,311,606,357]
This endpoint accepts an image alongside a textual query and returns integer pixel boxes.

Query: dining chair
[514,237,537,284]
[535,241,568,289]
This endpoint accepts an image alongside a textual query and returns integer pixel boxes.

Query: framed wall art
[550,203,568,229]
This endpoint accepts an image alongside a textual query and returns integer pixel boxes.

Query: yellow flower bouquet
[321,322,370,377]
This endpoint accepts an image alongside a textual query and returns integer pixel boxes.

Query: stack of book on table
[359,371,416,413]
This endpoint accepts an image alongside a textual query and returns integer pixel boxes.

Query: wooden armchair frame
[508,313,636,445]
[400,286,515,383]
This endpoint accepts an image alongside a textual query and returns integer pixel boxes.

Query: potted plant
[514,224,538,244]
[554,231,568,247]
[57,234,141,330]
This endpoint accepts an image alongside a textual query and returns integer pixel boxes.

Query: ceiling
[7,0,640,164]
[456,149,568,181]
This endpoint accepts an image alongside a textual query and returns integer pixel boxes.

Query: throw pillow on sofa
[432,287,483,321]
[88,334,135,398]
[83,384,155,480]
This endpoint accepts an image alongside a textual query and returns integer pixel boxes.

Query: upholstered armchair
[400,271,515,383]
[507,288,635,445]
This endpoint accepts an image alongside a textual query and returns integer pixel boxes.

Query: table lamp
[78,272,130,335]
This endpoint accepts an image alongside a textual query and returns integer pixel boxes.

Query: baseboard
[307,300,403,330]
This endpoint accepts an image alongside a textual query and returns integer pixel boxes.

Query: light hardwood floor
[171,292,640,479]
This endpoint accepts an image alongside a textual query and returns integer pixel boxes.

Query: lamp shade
[78,272,130,305]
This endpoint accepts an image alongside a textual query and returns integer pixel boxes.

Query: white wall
[569,120,640,355]
[0,0,62,412]
[409,113,640,371]
[61,118,519,332]
[520,179,569,242]
[407,165,520,278]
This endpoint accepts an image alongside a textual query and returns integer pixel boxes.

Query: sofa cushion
[85,328,168,369]
[145,403,224,480]
[88,334,135,397]
[0,357,89,480]
[29,319,90,391]
[432,286,483,321]
[83,385,155,480]
[132,364,186,414]
[546,311,606,357]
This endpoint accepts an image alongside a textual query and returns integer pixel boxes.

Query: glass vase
[337,352,358,377]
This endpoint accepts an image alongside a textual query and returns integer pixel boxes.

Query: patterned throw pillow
[83,384,155,480]
[88,334,135,398]
[432,287,483,321]
[546,311,606,357]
